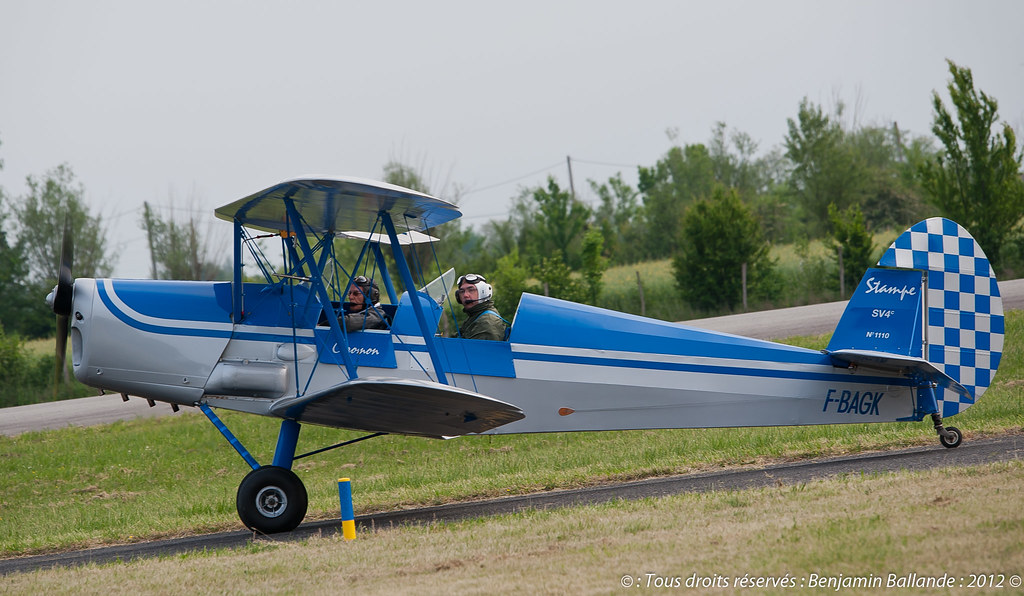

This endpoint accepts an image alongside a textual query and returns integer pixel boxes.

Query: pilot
[454,273,508,341]
[343,276,388,332]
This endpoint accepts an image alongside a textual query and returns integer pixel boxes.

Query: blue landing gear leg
[201,405,309,533]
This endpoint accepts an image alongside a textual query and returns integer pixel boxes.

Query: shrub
[0,327,96,408]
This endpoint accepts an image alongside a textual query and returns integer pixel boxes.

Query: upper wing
[268,377,525,439]
[214,176,461,234]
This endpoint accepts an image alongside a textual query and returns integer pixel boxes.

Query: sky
[1,0,1022,278]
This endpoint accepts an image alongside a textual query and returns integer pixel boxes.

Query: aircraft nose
[45,285,58,311]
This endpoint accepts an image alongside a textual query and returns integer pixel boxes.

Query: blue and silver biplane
[48,176,1004,533]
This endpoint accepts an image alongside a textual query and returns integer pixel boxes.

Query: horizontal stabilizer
[269,378,525,438]
[827,349,972,403]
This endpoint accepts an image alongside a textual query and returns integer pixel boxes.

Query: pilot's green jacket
[458,299,507,341]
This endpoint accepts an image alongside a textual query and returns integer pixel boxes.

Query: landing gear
[931,413,962,449]
[200,406,381,534]
[236,466,308,534]
[939,427,963,449]
[904,384,966,449]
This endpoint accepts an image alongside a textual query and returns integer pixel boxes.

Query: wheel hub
[255,485,288,517]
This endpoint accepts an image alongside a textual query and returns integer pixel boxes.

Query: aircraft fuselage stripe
[508,351,909,386]
[96,281,315,344]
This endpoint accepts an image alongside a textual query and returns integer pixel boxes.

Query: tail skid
[827,218,1004,447]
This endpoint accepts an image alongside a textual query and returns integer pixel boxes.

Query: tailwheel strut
[931,413,962,449]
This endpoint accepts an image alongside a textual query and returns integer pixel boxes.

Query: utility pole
[142,202,159,279]
[566,155,576,199]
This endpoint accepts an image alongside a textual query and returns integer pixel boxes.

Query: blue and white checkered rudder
[877,218,1004,416]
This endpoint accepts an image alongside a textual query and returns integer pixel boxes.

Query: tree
[382,161,428,192]
[527,177,591,268]
[15,164,115,283]
[672,186,776,312]
[578,229,607,305]
[708,121,775,202]
[533,255,588,304]
[0,173,44,337]
[589,173,643,264]
[918,60,1024,268]
[638,143,716,258]
[783,98,868,235]
[826,203,875,297]
[854,123,934,230]
[140,201,227,280]
[487,248,531,318]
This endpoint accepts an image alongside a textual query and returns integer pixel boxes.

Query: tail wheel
[236,466,308,533]
[939,426,963,449]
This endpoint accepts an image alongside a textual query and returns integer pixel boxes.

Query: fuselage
[68,278,919,435]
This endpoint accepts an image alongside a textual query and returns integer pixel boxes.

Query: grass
[4,462,1023,594]
[1,311,1021,558]
[22,337,55,358]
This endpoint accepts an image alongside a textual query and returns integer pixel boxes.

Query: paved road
[3,278,1021,438]
[2,431,1021,575]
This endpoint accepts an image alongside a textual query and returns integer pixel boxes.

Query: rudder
[877,218,1004,417]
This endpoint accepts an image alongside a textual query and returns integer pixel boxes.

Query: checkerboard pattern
[877,218,1004,416]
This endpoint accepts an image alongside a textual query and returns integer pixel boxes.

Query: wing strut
[371,242,399,304]
[381,211,450,385]
[284,198,358,380]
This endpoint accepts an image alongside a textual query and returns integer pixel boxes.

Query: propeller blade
[55,313,70,388]
[53,217,75,389]
[53,218,74,317]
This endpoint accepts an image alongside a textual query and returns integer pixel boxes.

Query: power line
[570,157,641,169]
[461,156,640,199]
[461,161,564,196]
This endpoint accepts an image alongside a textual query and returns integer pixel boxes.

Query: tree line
[432,61,1024,316]
[1,60,1021,340]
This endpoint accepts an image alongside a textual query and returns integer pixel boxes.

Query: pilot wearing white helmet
[454,273,508,341]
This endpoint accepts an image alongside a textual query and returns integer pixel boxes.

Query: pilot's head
[347,276,380,311]
[455,273,492,309]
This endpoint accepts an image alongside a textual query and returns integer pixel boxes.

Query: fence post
[741,262,748,311]
[838,245,845,299]
[635,270,646,317]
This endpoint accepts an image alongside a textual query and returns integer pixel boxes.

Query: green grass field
[6,461,1022,595]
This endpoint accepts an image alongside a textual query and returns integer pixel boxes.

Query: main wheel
[236,466,308,534]
[939,426,963,449]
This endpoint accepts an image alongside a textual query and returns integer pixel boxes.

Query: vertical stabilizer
[828,267,925,357]
[833,218,1004,417]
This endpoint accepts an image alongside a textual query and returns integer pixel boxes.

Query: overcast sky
[2,1,1022,277]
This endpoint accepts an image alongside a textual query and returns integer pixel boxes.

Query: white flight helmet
[455,273,493,304]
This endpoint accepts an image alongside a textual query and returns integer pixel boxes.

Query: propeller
[53,219,74,386]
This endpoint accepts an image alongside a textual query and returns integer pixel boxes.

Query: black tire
[236,466,308,533]
[939,426,963,449]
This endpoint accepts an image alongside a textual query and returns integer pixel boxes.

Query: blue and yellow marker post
[338,478,356,540]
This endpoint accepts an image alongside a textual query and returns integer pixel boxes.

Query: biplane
[48,176,1004,533]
